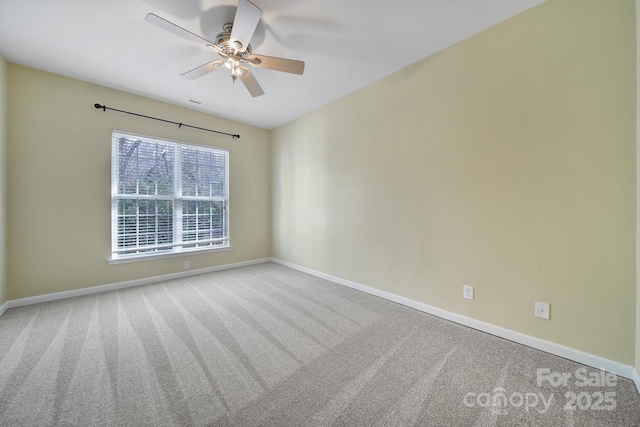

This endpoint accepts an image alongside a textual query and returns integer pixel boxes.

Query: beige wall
[0,53,6,306]
[7,64,271,300]
[636,0,640,374]
[272,0,637,364]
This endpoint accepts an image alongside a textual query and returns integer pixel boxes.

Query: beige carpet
[0,262,639,426]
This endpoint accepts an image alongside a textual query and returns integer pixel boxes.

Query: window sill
[108,245,231,265]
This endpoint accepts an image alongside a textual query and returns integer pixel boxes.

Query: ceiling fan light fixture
[224,57,241,69]
[146,0,304,99]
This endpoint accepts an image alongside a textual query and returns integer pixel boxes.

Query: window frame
[108,130,230,265]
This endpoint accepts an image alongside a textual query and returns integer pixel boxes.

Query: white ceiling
[0,0,544,130]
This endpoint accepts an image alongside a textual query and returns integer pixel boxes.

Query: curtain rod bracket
[93,103,240,139]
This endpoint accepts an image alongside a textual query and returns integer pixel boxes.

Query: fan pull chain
[231,74,236,112]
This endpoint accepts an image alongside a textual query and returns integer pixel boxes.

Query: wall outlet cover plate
[535,301,550,320]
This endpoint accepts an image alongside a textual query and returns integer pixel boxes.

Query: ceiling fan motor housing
[215,24,252,60]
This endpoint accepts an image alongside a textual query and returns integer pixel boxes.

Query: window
[110,131,229,262]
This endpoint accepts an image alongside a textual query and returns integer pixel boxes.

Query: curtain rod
[94,103,240,139]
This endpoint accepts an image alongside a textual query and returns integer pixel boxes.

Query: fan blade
[238,66,265,97]
[230,0,261,52]
[145,13,222,52]
[246,54,305,75]
[181,61,225,79]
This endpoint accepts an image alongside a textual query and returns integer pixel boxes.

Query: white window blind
[111,131,229,261]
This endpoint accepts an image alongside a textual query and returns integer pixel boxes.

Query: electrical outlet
[293,247,297,256]
[183,261,190,270]
[535,301,550,320]
[463,285,474,300]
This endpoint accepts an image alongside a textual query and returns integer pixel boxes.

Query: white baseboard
[270,258,639,386]
[4,258,271,310]
[0,300,8,318]
[633,368,640,393]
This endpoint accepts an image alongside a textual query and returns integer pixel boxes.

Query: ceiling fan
[145,0,305,97]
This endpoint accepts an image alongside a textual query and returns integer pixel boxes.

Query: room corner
[0,51,7,312]
[635,0,640,390]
